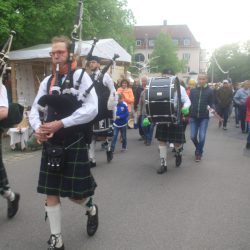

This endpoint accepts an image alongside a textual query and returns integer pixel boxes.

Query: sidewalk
[2,133,41,156]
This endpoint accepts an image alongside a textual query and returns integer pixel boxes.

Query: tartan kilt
[37,133,97,199]
[0,133,9,192]
[155,123,186,144]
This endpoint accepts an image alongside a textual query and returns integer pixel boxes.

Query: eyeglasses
[49,50,67,57]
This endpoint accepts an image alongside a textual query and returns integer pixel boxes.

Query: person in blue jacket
[111,94,129,152]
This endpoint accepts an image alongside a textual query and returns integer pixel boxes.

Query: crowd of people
[1,35,250,250]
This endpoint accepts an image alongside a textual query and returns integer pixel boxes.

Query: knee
[46,195,60,206]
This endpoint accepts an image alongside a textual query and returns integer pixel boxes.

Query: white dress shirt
[29,69,98,131]
[0,84,9,108]
[174,85,191,109]
[93,70,117,110]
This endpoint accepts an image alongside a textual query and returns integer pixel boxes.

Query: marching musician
[29,36,99,250]
[155,69,191,174]
[88,55,117,167]
[0,83,20,219]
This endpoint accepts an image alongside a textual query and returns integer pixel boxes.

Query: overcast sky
[126,0,250,53]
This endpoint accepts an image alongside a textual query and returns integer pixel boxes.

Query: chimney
[163,20,167,26]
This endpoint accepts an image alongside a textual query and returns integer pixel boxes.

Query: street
[0,118,250,250]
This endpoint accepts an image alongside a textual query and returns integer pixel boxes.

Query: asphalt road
[0,118,250,250]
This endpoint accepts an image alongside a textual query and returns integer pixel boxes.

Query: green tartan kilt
[155,123,186,144]
[37,134,97,199]
[0,134,9,193]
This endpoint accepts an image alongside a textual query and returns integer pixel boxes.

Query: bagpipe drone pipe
[0,31,24,129]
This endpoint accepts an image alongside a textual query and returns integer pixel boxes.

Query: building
[133,21,207,80]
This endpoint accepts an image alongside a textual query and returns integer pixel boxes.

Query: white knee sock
[89,140,96,162]
[3,189,15,201]
[45,204,63,247]
[159,145,167,166]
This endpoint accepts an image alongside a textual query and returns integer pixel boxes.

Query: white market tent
[9,38,131,63]
[8,39,131,105]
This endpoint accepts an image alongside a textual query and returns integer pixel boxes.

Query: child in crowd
[111,94,129,153]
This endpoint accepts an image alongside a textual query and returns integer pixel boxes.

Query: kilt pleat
[155,123,186,144]
[37,134,97,199]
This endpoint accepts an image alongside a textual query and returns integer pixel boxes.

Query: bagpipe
[37,0,119,141]
[0,31,24,129]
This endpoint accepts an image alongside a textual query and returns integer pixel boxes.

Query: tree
[207,42,250,83]
[149,33,185,74]
[0,0,135,51]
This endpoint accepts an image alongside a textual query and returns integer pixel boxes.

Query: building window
[183,38,191,46]
[148,39,154,47]
[183,53,191,61]
[135,53,145,62]
[136,40,142,46]
[172,39,179,46]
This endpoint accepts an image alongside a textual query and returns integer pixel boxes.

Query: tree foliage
[0,0,135,51]
[149,33,185,74]
[207,42,250,83]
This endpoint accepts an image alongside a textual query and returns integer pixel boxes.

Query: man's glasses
[49,50,67,57]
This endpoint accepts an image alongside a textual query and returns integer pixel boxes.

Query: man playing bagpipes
[88,55,117,167]
[0,31,21,220]
[29,36,99,250]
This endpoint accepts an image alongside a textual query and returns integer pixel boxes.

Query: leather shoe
[86,204,99,236]
[90,161,96,168]
[157,165,167,174]
[7,193,20,219]
[175,153,182,167]
[106,149,113,162]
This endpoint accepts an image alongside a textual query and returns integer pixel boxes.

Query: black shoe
[7,193,20,219]
[157,165,167,174]
[246,143,250,149]
[86,204,99,236]
[90,161,96,168]
[47,234,64,250]
[175,153,182,167]
[106,149,113,162]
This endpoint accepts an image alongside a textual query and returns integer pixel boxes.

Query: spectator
[233,80,250,133]
[216,79,233,130]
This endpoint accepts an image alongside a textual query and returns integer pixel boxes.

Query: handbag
[45,144,65,172]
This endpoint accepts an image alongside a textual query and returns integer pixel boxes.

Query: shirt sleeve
[174,85,191,108]
[103,73,116,93]
[0,84,9,107]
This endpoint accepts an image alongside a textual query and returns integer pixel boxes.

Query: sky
[126,0,250,53]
